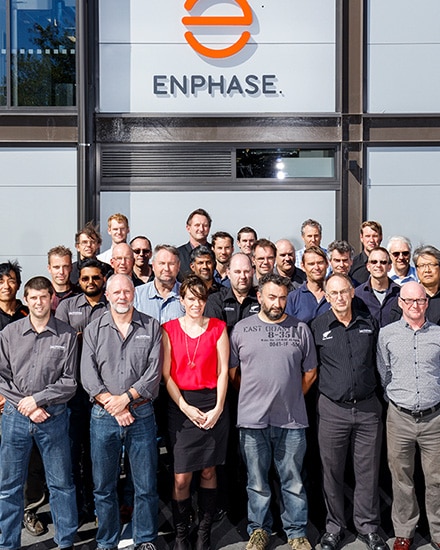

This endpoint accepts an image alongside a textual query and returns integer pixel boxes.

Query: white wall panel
[367,147,440,249]
[99,190,336,254]
[368,0,440,113]
[0,148,77,285]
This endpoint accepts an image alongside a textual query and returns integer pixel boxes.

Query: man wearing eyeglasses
[377,281,440,550]
[355,247,400,327]
[412,245,440,324]
[386,236,418,286]
[130,236,154,285]
[311,273,388,550]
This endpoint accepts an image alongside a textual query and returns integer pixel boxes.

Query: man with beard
[81,274,162,550]
[230,273,317,550]
[189,245,221,294]
[56,259,108,522]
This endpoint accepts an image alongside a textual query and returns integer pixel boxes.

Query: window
[236,148,336,179]
[2,0,76,108]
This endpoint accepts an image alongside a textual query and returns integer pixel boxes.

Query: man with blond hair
[97,213,130,265]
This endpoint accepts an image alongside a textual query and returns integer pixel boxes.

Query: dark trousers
[317,394,383,535]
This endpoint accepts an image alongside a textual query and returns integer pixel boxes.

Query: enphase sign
[182,0,252,59]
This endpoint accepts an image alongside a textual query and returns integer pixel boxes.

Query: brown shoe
[393,538,413,550]
[23,511,47,536]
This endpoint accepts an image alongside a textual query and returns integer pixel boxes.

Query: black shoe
[23,511,47,537]
[358,533,389,550]
[320,532,344,550]
[135,544,157,550]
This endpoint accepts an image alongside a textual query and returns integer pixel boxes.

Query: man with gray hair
[386,236,417,286]
[135,245,184,324]
[295,219,327,268]
[81,273,162,550]
[327,240,357,281]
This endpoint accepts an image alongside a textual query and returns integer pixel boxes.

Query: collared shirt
[81,309,162,400]
[285,282,331,324]
[51,285,80,313]
[213,269,231,288]
[97,247,113,265]
[134,280,184,325]
[350,251,369,284]
[55,293,108,333]
[0,315,77,407]
[230,314,317,429]
[355,277,400,327]
[0,300,28,331]
[204,286,260,332]
[377,318,440,411]
[389,265,418,286]
[311,308,379,402]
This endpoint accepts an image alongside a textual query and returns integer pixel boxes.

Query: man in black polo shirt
[311,273,388,550]
[204,252,259,332]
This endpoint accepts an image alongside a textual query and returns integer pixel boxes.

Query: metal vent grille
[101,148,233,181]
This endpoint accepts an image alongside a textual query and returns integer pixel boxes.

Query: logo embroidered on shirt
[135,334,151,339]
[322,330,333,341]
[359,329,373,334]
[50,345,66,350]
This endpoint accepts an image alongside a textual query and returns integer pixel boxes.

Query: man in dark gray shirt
[0,276,78,550]
[56,258,108,522]
[377,281,440,550]
[81,273,162,550]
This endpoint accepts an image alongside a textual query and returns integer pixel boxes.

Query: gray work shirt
[81,309,162,401]
[377,318,440,410]
[55,293,108,333]
[134,280,184,324]
[0,315,77,407]
[230,314,317,429]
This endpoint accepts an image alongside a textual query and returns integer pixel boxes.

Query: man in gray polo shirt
[0,275,78,550]
[230,273,317,550]
[81,273,162,550]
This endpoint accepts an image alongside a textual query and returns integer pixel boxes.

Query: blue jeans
[0,401,77,550]
[239,426,308,539]
[90,402,158,548]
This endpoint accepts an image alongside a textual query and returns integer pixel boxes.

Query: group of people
[0,209,439,550]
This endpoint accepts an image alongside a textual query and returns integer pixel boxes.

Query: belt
[95,398,150,410]
[322,392,374,405]
[390,399,440,419]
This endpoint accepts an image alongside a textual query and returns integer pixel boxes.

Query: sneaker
[288,537,312,550]
[246,529,269,550]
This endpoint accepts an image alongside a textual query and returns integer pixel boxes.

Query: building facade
[1,0,440,278]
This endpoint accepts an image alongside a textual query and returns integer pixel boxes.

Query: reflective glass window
[236,148,336,179]
[11,0,75,107]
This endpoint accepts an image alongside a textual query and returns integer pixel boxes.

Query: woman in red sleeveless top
[162,275,229,550]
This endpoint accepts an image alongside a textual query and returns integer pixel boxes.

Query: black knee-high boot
[195,488,217,550]
[172,498,192,550]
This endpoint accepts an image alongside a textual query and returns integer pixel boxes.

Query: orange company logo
[182,0,253,59]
